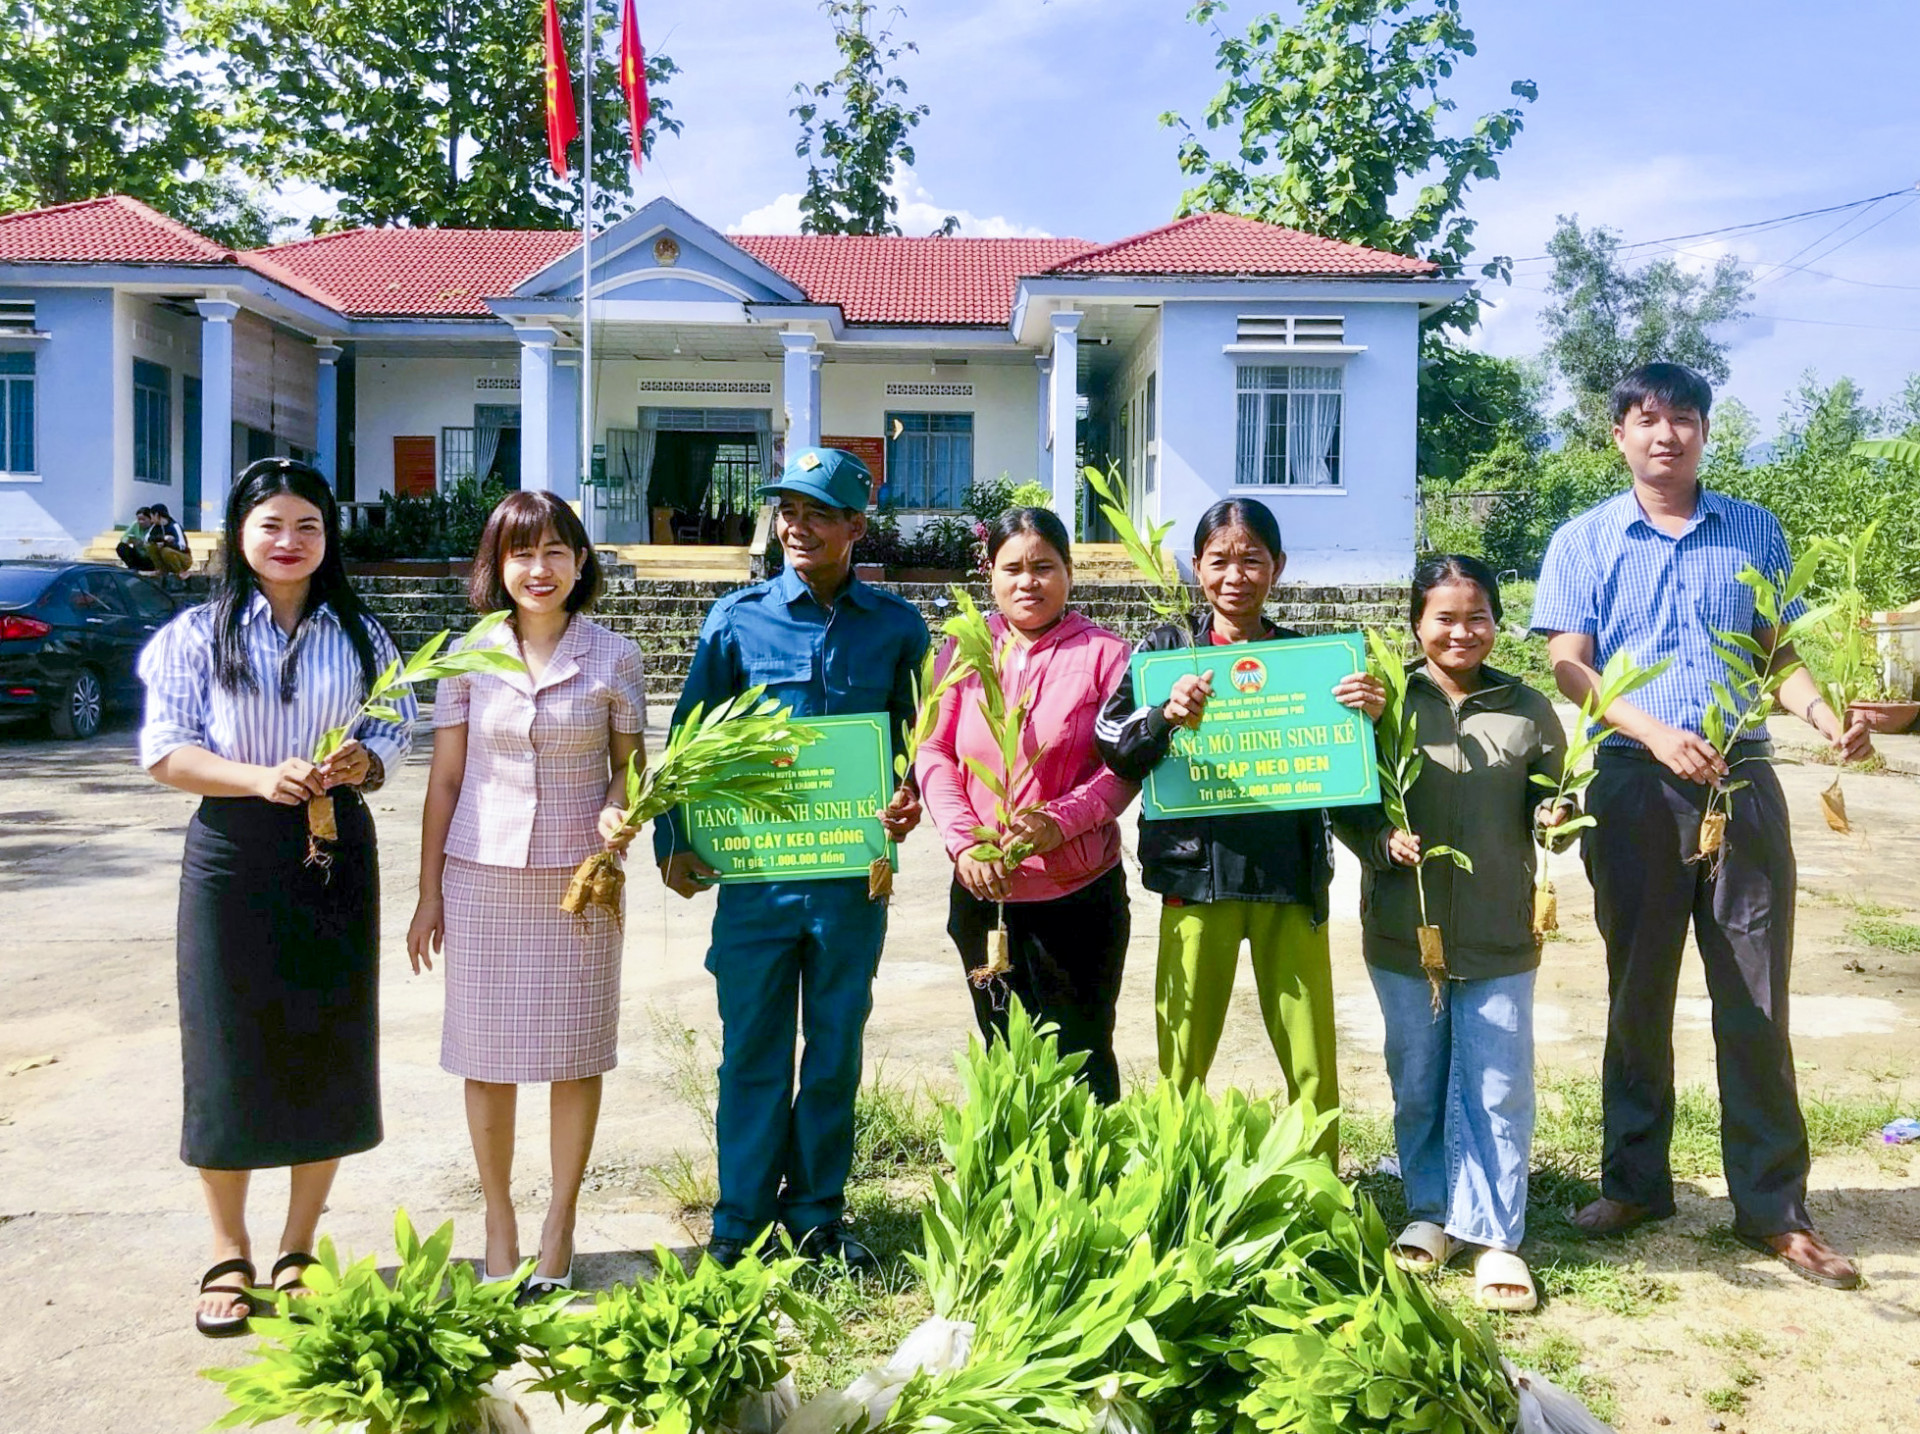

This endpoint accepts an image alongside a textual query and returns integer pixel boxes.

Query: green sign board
[683,713,893,883]
[1132,632,1380,820]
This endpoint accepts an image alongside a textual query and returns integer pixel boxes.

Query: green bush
[342,478,511,562]
[1720,452,1920,608]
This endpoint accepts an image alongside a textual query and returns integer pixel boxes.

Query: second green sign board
[683,713,893,882]
[1131,633,1380,820]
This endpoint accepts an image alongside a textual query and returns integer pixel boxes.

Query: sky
[611,0,1920,433]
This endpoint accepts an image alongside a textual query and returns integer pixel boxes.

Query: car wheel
[49,668,104,740]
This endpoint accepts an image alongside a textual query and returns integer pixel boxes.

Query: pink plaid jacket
[437,616,646,868]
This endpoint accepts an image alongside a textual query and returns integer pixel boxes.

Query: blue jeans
[706,879,887,1244]
[1368,965,1535,1252]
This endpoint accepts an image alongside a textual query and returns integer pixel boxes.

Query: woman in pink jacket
[918,506,1139,1101]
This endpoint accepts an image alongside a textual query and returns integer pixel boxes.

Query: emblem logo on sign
[1230,657,1267,694]
[771,751,796,769]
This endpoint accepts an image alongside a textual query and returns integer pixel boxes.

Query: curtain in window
[1289,369,1341,486]
[473,409,506,486]
[749,408,773,486]
[633,406,661,501]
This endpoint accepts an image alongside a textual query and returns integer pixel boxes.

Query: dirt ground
[0,707,1916,1434]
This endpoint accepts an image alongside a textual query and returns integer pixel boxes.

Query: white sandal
[1389,1220,1462,1273]
[1474,1248,1537,1313]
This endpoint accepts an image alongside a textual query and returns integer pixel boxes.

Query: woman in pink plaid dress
[406,491,645,1301]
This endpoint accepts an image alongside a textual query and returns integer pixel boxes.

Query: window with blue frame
[133,358,171,484]
[884,411,973,509]
[1234,365,1342,487]
[0,353,32,474]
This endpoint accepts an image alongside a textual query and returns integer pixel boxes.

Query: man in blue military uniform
[655,446,929,1272]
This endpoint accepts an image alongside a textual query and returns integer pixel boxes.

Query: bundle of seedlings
[1808,521,1884,834]
[562,687,821,924]
[204,1211,537,1434]
[870,644,971,900]
[308,611,526,867]
[860,1005,1525,1434]
[1365,630,1474,1010]
[523,1245,825,1434]
[937,591,1050,986]
[1083,463,1198,652]
[1696,556,1824,873]
[1526,650,1667,940]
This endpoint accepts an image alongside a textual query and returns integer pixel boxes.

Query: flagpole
[579,0,596,541]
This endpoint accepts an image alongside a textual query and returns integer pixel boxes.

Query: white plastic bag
[777,1317,975,1434]
[720,1373,799,1434]
[1506,1361,1617,1434]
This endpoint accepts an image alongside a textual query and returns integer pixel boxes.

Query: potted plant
[1528,649,1667,939]
[563,687,823,923]
[307,613,527,867]
[205,1211,536,1434]
[1808,521,1905,829]
[523,1245,826,1434]
[1365,630,1473,1010]
[1696,556,1823,872]
[937,590,1050,986]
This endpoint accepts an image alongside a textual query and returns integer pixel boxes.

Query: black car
[0,561,183,739]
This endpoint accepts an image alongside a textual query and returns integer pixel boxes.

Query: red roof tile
[1,196,1442,324]
[732,235,1094,326]
[253,228,581,318]
[0,195,235,265]
[1046,213,1437,277]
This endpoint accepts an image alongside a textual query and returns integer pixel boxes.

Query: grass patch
[1702,1384,1748,1414]
[851,1068,947,1180]
[1847,916,1920,954]
[1533,1257,1677,1318]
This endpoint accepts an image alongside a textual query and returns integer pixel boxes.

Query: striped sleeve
[136,610,212,769]
[353,621,417,772]
[609,639,647,735]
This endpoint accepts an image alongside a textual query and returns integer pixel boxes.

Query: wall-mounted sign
[820,435,886,506]
[653,236,681,267]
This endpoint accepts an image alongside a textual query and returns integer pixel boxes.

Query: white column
[516,326,558,492]
[1034,354,1051,486]
[781,332,820,450]
[195,298,239,521]
[314,342,342,488]
[1048,311,1082,529]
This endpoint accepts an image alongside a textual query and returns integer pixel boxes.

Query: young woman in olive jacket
[1361,555,1568,1315]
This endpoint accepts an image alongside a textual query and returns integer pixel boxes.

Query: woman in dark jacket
[1361,554,1567,1314]
[1096,499,1381,1158]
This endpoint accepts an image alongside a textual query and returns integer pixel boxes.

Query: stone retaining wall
[350,574,1408,702]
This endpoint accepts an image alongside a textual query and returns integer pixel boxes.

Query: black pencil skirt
[177,792,382,1170]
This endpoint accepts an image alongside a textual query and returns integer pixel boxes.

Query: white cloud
[727,165,1051,238]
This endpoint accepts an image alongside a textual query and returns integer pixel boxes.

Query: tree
[1539,215,1750,446]
[0,0,274,246]
[1162,0,1535,327]
[791,0,928,236]
[1702,395,1757,480]
[1416,342,1547,485]
[190,0,680,230]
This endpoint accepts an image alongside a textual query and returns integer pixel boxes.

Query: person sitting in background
[146,504,193,576]
[117,507,157,570]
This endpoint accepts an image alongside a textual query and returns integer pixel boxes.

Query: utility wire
[1506,186,1918,265]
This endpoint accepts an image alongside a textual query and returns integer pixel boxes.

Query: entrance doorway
[593,407,773,546]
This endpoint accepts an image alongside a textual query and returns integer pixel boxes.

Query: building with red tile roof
[1,193,1464,581]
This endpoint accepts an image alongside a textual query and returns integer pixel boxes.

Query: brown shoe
[1736,1228,1860,1290]
[1568,1197,1665,1237]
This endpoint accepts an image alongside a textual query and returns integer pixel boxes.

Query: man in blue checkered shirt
[1532,362,1872,1290]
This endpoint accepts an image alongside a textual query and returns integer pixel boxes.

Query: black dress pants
[1584,751,1810,1236]
[946,863,1129,1103]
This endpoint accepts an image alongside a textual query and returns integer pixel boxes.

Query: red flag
[543,0,577,178]
[618,0,650,169]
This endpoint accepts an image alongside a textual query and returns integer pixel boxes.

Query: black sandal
[195,1257,257,1339]
[271,1251,320,1302]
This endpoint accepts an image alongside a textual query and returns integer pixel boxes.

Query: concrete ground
[1,705,1918,1432]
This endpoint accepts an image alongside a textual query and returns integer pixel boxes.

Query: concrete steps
[354,574,1406,703]
[598,544,753,583]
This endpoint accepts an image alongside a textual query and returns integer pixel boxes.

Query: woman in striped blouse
[140,459,415,1338]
